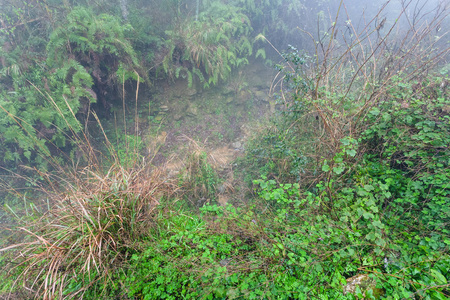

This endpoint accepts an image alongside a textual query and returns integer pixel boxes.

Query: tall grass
[0,79,179,298]
[10,164,176,298]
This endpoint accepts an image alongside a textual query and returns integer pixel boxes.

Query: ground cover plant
[0,0,450,299]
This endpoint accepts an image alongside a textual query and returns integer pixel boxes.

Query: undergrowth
[1,1,449,299]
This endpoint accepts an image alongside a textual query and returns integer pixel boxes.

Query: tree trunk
[119,0,128,21]
[196,0,199,21]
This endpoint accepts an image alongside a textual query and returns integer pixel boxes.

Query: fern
[161,0,253,89]
[47,6,140,88]
[256,48,266,60]
[175,66,181,78]
[0,6,143,168]
[187,70,193,87]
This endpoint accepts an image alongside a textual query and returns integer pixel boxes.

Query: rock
[217,184,226,194]
[186,103,198,117]
[254,90,268,102]
[218,194,229,206]
[256,80,271,90]
[186,88,197,96]
[222,88,234,96]
[222,83,236,95]
[173,114,183,121]
[146,131,167,156]
[343,274,384,298]
[240,124,252,137]
[249,75,270,90]
[219,258,232,266]
[237,90,251,103]
[159,105,169,112]
[231,141,242,149]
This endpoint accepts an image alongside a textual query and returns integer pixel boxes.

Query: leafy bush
[238,2,450,298]
[360,76,450,236]
[0,56,90,169]
[125,203,353,299]
[237,120,312,184]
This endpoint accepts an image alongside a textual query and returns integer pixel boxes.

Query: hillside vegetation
[0,0,449,299]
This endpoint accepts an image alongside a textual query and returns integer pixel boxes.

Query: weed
[114,133,143,169]
[170,136,224,206]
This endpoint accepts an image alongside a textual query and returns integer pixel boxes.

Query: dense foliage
[1,0,449,299]
[0,5,139,169]
[162,1,253,88]
[0,0,324,169]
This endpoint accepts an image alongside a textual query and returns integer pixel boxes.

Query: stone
[225,96,234,104]
[231,141,242,149]
[186,103,198,117]
[222,88,234,96]
[159,105,169,112]
[343,274,384,298]
[173,114,183,121]
[219,258,232,266]
[218,194,229,206]
[237,90,251,103]
[186,88,197,96]
[254,90,268,102]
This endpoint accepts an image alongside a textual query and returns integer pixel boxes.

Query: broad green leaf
[333,165,345,175]
[430,269,447,284]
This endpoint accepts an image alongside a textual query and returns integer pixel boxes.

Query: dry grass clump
[2,162,177,299]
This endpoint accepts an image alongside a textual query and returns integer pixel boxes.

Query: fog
[0,0,449,298]
[286,0,449,52]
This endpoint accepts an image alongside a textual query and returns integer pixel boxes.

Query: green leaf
[333,165,345,175]
[372,220,384,228]
[364,185,375,192]
[363,212,374,219]
[369,107,380,116]
[430,269,447,284]
[23,150,31,160]
[346,149,357,157]
[255,48,266,60]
